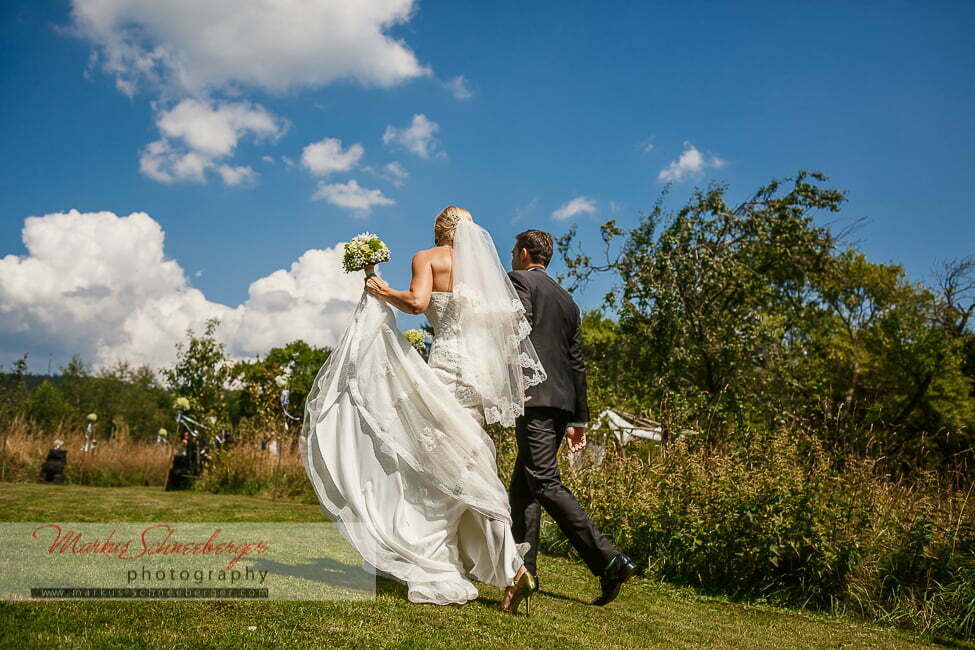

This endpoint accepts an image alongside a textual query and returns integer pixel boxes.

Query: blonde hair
[433,205,473,246]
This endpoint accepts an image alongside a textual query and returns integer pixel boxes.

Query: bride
[299,206,546,612]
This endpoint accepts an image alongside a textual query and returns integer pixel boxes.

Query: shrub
[195,442,317,503]
[535,431,975,639]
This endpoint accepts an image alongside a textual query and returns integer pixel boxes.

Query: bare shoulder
[418,246,452,266]
[412,247,452,281]
[411,248,437,266]
[414,246,450,260]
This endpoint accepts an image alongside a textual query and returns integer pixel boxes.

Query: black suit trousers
[508,406,618,577]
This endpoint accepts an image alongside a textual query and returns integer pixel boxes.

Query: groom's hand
[566,426,587,452]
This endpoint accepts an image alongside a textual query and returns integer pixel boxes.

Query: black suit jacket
[508,268,589,424]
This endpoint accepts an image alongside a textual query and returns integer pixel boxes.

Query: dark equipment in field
[39,447,67,483]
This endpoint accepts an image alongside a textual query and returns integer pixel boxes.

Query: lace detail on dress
[520,352,547,388]
[427,292,483,409]
[425,291,546,428]
[484,400,529,429]
[419,426,446,451]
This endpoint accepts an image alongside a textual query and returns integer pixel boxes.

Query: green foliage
[24,380,68,432]
[227,339,330,438]
[562,171,975,469]
[1,355,172,441]
[0,355,30,425]
[194,444,316,503]
[805,251,974,462]
[83,360,172,440]
[530,434,975,639]
[162,318,232,422]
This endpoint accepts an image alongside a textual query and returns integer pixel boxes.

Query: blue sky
[1,1,973,374]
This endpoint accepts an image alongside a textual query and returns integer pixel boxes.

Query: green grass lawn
[0,483,964,649]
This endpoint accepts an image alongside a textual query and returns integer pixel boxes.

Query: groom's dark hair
[515,230,554,267]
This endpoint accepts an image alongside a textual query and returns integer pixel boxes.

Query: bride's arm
[364,251,433,315]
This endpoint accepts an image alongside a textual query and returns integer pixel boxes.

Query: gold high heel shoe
[502,569,536,616]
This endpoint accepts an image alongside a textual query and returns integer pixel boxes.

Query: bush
[195,442,317,503]
[533,431,975,639]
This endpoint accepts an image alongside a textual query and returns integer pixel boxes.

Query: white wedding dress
[300,221,546,605]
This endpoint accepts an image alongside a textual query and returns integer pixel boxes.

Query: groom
[507,230,638,606]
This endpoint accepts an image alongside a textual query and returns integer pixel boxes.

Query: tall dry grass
[0,415,314,500]
[0,415,172,486]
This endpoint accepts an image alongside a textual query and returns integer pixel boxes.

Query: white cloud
[552,196,597,221]
[157,99,283,156]
[139,139,207,183]
[444,75,473,100]
[69,0,430,96]
[0,209,363,372]
[215,164,258,186]
[383,162,409,187]
[300,138,364,177]
[139,99,286,185]
[657,141,727,183]
[312,179,395,215]
[69,2,443,187]
[512,197,539,224]
[383,113,443,158]
[363,161,410,187]
[261,155,275,164]
[232,247,362,358]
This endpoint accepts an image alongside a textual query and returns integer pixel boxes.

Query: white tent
[567,409,665,471]
[593,409,663,446]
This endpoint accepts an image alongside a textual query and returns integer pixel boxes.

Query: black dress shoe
[591,553,638,606]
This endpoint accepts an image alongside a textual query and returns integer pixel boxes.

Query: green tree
[805,251,974,462]
[58,355,89,415]
[25,379,68,433]
[228,340,330,437]
[560,171,843,438]
[51,355,172,441]
[92,361,172,440]
[162,318,232,422]
[0,354,30,425]
[559,171,974,469]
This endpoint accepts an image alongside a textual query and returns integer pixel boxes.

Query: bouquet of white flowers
[402,329,426,353]
[343,233,391,275]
